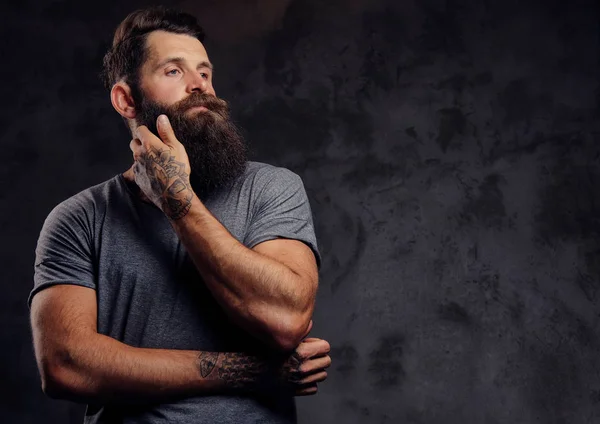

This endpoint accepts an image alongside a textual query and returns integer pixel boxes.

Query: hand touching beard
[134,91,248,200]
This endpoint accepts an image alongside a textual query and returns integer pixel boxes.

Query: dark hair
[101,6,205,92]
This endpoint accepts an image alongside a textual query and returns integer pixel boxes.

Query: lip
[187,105,209,113]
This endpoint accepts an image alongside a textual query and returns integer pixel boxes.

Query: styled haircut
[101,6,205,93]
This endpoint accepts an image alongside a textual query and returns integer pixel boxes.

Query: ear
[110,81,137,120]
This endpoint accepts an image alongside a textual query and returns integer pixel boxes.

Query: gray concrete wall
[1,0,599,422]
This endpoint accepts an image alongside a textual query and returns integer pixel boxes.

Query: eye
[166,69,180,76]
[200,72,209,79]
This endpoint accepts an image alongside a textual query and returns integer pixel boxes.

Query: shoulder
[241,161,304,191]
[43,176,122,230]
[235,163,311,219]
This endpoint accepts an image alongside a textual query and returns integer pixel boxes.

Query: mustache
[172,93,230,118]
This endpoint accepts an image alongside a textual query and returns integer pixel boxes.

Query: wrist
[213,352,269,393]
[160,183,195,220]
[203,352,290,395]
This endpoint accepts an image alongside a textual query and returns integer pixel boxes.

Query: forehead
[144,30,209,65]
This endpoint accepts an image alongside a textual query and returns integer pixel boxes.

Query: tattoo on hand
[283,352,303,383]
[138,147,193,220]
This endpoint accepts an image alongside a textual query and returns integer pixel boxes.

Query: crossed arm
[169,194,318,351]
[131,117,320,351]
[30,284,330,403]
[31,220,326,404]
[31,115,327,403]
[31,220,326,403]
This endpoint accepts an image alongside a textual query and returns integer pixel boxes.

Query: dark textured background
[1,0,600,422]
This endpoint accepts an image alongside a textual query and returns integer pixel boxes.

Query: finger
[299,355,332,374]
[156,114,178,146]
[129,138,143,157]
[298,370,327,385]
[135,125,161,147]
[297,339,330,359]
[294,384,318,396]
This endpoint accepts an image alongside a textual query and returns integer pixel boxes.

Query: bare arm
[130,118,319,351]
[30,285,330,404]
[170,195,318,351]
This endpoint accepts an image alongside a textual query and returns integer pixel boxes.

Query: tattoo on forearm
[218,353,268,389]
[197,351,297,392]
[139,147,193,220]
[198,352,220,378]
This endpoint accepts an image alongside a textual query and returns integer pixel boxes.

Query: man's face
[132,30,247,198]
[138,30,216,107]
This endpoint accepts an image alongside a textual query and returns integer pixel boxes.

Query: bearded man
[29,6,331,424]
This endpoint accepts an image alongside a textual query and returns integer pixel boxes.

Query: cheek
[147,79,187,105]
[159,88,187,105]
[206,81,216,96]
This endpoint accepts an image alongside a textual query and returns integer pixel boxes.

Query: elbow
[38,355,94,402]
[272,334,300,353]
[270,313,313,352]
[245,300,314,352]
[40,361,73,399]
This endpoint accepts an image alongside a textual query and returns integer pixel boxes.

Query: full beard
[134,91,248,199]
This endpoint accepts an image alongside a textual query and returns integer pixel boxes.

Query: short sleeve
[244,167,321,268]
[28,197,97,307]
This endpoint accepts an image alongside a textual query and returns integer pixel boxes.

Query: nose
[186,72,210,94]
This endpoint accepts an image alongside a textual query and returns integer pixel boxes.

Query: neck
[122,166,154,204]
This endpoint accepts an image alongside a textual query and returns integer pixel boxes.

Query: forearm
[171,195,313,349]
[42,332,268,404]
[128,124,316,349]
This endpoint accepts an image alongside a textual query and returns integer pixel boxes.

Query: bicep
[252,239,319,292]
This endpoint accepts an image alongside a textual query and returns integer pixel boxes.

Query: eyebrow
[153,57,214,72]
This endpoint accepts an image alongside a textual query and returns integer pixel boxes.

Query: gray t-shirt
[30,161,321,424]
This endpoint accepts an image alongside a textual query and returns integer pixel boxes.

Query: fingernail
[158,114,169,126]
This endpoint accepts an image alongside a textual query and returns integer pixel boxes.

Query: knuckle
[314,371,327,382]
[298,363,310,374]
[295,347,309,361]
